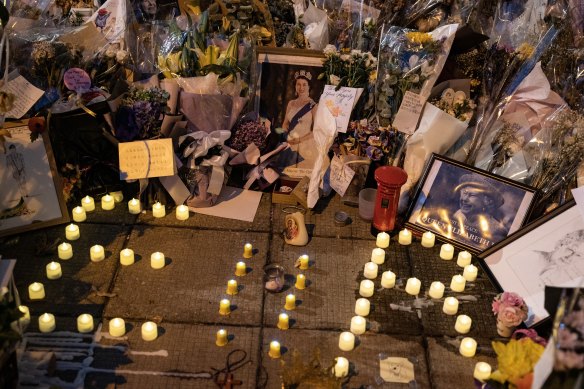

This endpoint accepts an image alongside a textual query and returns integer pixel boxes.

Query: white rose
[323,44,337,55]
[351,49,362,56]
[116,50,129,64]
[340,54,350,62]
[329,74,341,86]
[105,48,116,58]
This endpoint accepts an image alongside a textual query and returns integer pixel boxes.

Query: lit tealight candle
[333,357,349,378]
[141,321,158,341]
[72,206,86,222]
[152,202,165,218]
[58,242,73,260]
[359,280,374,297]
[219,299,231,315]
[473,362,492,381]
[101,194,115,210]
[176,205,189,221]
[19,305,31,327]
[120,248,135,266]
[350,315,366,335]
[109,318,125,337]
[450,275,466,292]
[298,254,309,270]
[463,264,478,282]
[363,262,378,279]
[81,195,95,212]
[65,224,80,241]
[243,243,253,258]
[457,251,472,267]
[421,231,435,247]
[128,198,141,214]
[295,274,306,290]
[28,282,45,300]
[443,297,459,315]
[354,298,370,316]
[235,261,246,276]
[398,229,412,245]
[226,279,238,295]
[46,262,62,280]
[459,337,477,357]
[90,245,105,262]
[38,313,56,333]
[381,271,396,288]
[277,313,289,330]
[77,314,94,333]
[455,315,472,334]
[216,329,228,346]
[268,340,281,358]
[338,331,355,351]
[376,232,390,248]
[428,281,445,299]
[371,248,385,264]
[440,243,454,260]
[151,252,165,269]
[405,277,421,296]
[284,294,296,310]
[111,191,124,203]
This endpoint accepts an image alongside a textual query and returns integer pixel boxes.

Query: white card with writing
[119,139,175,180]
[330,155,355,197]
[319,85,359,134]
[3,76,45,119]
[393,91,425,135]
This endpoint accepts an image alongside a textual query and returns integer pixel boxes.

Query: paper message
[320,85,359,134]
[119,139,175,180]
[2,76,45,119]
[330,155,355,197]
[379,357,415,383]
[393,91,425,135]
[571,186,584,222]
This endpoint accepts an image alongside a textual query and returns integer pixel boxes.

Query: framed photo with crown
[256,48,325,178]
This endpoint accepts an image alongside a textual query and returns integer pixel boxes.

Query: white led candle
[443,297,459,315]
[405,277,421,296]
[298,254,309,270]
[381,271,396,288]
[77,314,94,333]
[141,321,158,341]
[277,313,289,330]
[338,331,355,351]
[450,275,466,292]
[38,313,56,333]
[216,329,228,346]
[28,282,45,300]
[128,198,141,214]
[65,224,80,241]
[90,245,105,262]
[459,337,477,357]
[376,232,390,248]
[226,279,238,295]
[235,261,246,276]
[421,231,435,247]
[457,251,472,267]
[81,196,95,212]
[268,340,281,358]
[101,194,115,211]
[455,315,472,334]
[175,205,189,221]
[398,229,412,245]
[219,299,231,315]
[72,206,86,222]
[109,318,125,337]
[463,264,478,282]
[58,242,73,260]
[354,298,370,316]
[333,357,349,377]
[151,252,165,269]
[440,244,454,260]
[359,280,374,297]
[371,248,385,264]
[46,262,62,280]
[363,262,378,279]
[473,362,491,381]
[350,315,366,335]
[152,202,165,218]
[243,243,253,259]
[120,249,135,266]
[428,281,445,299]
[284,294,296,310]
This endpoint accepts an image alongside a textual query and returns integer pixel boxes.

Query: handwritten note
[330,155,355,197]
[3,76,45,119]
[393,91,425,135]
[320,85,360,133]
[118,139,175,180]
[379,357,415,384]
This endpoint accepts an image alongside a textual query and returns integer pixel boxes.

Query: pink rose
[498,306,527,327]
[500,292,525,308]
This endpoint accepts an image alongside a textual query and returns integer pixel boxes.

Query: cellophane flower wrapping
[464,0,563,165]
[375,23,457,128]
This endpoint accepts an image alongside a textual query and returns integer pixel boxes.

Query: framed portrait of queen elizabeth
[256,48,326,178]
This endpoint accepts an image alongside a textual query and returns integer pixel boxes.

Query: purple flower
[365,145,383,161]
[512,329,548,346]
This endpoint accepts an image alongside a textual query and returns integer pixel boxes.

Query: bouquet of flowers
[428,88,476,123]
[342,119,401,165]
[376,24,457,127]
[482,335,546,389]
[492,292,529,337]
[319,45,377,90]
[115,86,170,141]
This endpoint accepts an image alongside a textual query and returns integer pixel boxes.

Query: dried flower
[0,91,15,114]
[405,31,433,45]
[228,120,268,152]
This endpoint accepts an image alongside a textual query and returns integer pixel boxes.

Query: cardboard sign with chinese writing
[119,139,175,180]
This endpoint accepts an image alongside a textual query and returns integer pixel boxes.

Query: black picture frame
[479,200,582,327]
[0,125,70,238]
[255,47,325,178]
[405,153,537,254]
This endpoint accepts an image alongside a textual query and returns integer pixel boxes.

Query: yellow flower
[157,52,182,78]
[516,43,535,61]
[490,339,544,386]
[406,32,433,45]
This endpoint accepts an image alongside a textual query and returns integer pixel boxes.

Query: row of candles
[347,230,492,381]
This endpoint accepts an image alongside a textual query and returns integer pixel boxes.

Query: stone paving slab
[104,226,269,325]
[407,242,500,338]
[90,321,260,389]
[272,194,375,240]
[261,328,430,388]
[264,236,421,335]
[1,224,128,317]
[426,336,497,389]
[137,192,272,232]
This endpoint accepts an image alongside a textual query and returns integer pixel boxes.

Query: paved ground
[1,193,502,388]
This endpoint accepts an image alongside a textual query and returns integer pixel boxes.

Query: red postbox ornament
[372,166,408,233]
